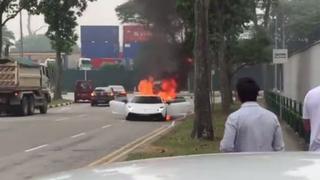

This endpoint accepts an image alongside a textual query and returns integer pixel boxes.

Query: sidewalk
[280,120,306,151]
[260,99,306,151]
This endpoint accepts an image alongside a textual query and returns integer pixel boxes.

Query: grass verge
[126,104,239,161]
[49,99,71,106]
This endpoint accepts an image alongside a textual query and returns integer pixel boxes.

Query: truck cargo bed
[0,58,41,90]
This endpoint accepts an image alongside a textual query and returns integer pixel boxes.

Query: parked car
[74,80,94,103]
[36,152,320,180]
[91,87,115,106]
[107,85,128,102]
[110,95,191,121]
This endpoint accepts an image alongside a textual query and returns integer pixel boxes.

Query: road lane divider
[55,117,69,122]
[77,114,88,118]
[71,133,86,138]
[25,144,48,152]
[102,125,112,129]
[87,124,173,167]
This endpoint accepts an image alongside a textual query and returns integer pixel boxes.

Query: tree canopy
[33,0,96,100]
[280,0,320,52]
[13,34,80,53]
[0,0,37,56]
[2,26,15,46]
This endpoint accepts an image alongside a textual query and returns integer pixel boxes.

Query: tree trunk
[263,0,272,29]
[218,40,232,113]
[54,51,63,100]
[0,15,3,58]
[27,13,32,36]
[191,0,214,140]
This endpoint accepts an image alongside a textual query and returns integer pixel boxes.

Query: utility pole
[19,11,24,59]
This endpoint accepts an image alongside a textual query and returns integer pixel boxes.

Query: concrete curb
[48,101,73,109]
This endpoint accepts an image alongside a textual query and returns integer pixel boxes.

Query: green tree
[280,0,320,52]
[36,0,96,100]
[2,26,15,46]
[210,0,254,113]
[192,0,213,140]
[1,26,15,56]
[0,0,36,57]
[116,0,192,87]
[15,34,53,52]
[14,34,80,53]
[176,0,271,113]
[229,28,272,77]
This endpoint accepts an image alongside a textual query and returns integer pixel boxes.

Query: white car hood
[37,152,320,180]
[127,103,165,114]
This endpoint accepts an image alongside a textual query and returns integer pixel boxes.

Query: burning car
[110,95,192,121]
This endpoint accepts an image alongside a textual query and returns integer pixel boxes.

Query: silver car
[36,152,320,180]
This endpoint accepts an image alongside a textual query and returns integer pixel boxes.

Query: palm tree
[2,26,15,46]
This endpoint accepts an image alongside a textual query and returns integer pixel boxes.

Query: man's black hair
[236,77,260,103]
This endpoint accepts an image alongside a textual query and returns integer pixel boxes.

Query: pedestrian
[220,77,285,152]
[303,86,320,151]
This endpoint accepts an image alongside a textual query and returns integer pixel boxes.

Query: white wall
[283,41,320,102]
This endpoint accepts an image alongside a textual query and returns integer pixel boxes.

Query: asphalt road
[0,103,170,180]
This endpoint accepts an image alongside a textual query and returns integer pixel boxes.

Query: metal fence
[265,92,310,143]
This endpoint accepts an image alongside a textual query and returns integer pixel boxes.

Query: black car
[91,87,115,106]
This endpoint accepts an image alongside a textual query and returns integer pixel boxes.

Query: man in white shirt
[303,86,320,151]
[220,78,285,152]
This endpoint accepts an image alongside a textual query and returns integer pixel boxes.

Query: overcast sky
[6,0,128,43]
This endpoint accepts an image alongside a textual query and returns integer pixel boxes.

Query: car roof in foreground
[37,152,320,180]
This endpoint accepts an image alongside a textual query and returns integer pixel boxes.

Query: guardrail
[265,92,310,143]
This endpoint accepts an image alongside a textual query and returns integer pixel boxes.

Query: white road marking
[55,117,69,122]
[71,132,86,138]
[25,144,48,152]
[102,125,112,129]
[77,114,88,118]
[57,107,71,112]
[171,121,176,127]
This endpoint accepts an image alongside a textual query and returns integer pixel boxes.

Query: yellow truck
[0,58,51,116]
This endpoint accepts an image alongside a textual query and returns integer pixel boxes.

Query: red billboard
[123,25,152,43]
[91,58,124,69]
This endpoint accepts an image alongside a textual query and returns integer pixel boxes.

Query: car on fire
[110,95,192,121]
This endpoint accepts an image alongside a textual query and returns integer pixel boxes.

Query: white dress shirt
[303,86,320,151]
[220,102,285,152]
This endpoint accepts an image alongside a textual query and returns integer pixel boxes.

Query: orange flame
[138,76,177,102]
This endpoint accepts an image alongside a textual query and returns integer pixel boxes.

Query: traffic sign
[273,49,288,64]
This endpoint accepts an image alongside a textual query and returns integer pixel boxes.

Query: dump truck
[0,58,51,116]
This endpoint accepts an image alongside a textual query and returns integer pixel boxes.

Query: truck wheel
[28,96,35,115]
[18,97,29,116]
[39,99,48,114]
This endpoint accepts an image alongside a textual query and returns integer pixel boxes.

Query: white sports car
[110,95,193,121]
